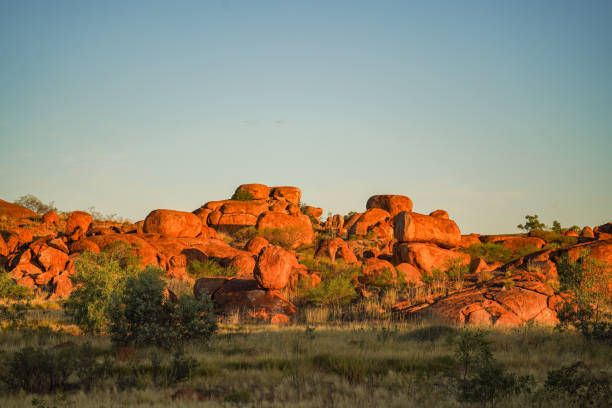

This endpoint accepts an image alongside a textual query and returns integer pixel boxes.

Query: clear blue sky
[1,1,611,234]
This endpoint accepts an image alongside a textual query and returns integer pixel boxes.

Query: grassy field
[0,304,610,407]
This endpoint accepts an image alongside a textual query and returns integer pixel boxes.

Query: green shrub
[231,189,254,201]
[529,230,578,247]
[187,259,236,278]
[297,259,360,306]
[233,226,259,241]
[107,267,217,349]
[0,301,30,330]
[0,343,111,394]
[460,243,513,264]
[150,351,198,387]
[544,362,611,407]
[452,330,534,404]
[0,271,33,300]
[64,242,140,334]
[225,389,252,403]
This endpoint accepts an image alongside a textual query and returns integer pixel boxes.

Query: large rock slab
[393,212,460,249]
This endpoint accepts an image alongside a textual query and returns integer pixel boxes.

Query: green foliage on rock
[0,271,33,300]
[231,189,254,201]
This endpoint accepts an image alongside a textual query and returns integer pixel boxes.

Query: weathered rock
[394,242,470,274]
[396,263,423,286]
[42,211,60,226]
[491,236,546,251]
[0,235,8,257]
[349,208,391,236]
[270,186,301,204]
[47,238,69,254]
[460,234,481,248]
[51,274,73,297]
[366,195,413,217]
[253,246,294,290]
[393,212,461,249]
[64,211,93,240]
[229,253,256,277]
[234,183,270,200]
[69,238,101,254]
[245,236,270,255]
[256,212,314,249]
[303,206,323,219]
[194,277,229,298]
[314,238,358,263]
[143,209,202,238]
[0,199,37,219]
[37,245,69,272]
[580,226,594,239]
[360,258,397,285]
[208,201,269,229]
[429,209,449,219]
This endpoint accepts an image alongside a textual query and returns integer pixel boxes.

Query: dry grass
[0,305,610,407]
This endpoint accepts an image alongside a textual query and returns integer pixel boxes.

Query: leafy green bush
[529,230,578,247]
[187,259,236,278]
[64,242,140,334]
[297,259,360,306]
[231,189,254,201]
[233,226,259,241]
[461,243,513,264]
[0,271,33,300]
[107,267,217,349]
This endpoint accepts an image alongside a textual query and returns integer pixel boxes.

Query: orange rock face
[460,234,481,248]
[229,253,256,277]
[270,186,301,204]
[396,263,423,286]
[394,212,461,249]
[245,236,270,255]
[580,226,594,239]
[0,199,37,219]
[143,209,202,238]
[360,258,397,285]
[349,208,391,236]
[394,242,470,274]
[315,238,358,264]
[491,236,546,251]
[64,211,93,239]
[253,246,294,290]
[234,183,270,200]
[366,195,413,217]
[429,209,449,219]
[303,206,323,219]
[42,211,60,226]
[256,212,314,249]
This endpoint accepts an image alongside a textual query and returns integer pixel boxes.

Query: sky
[1,1,611,234]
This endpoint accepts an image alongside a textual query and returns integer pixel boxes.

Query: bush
[233,226,259,241]
[297,259,360,306]
[0,301,30,330]
[529,230,578,247]
[0,271,33,300]
[543,362,611,407]
[13,194,57,215]
[107,267,217,349]
[452,330,534,404]
[64,242,140,334]
[187,259,236,278]
[0,343,111,394]
[231,189,254,201]
[461,243,513,264]
[556,253,612,343]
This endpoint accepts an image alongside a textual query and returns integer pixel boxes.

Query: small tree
[64,242,140,333]
[517,214,547,232]
[552,220,562,234]
[107,267,217,349]
[556,252,612,342]
[13,194,57,214]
